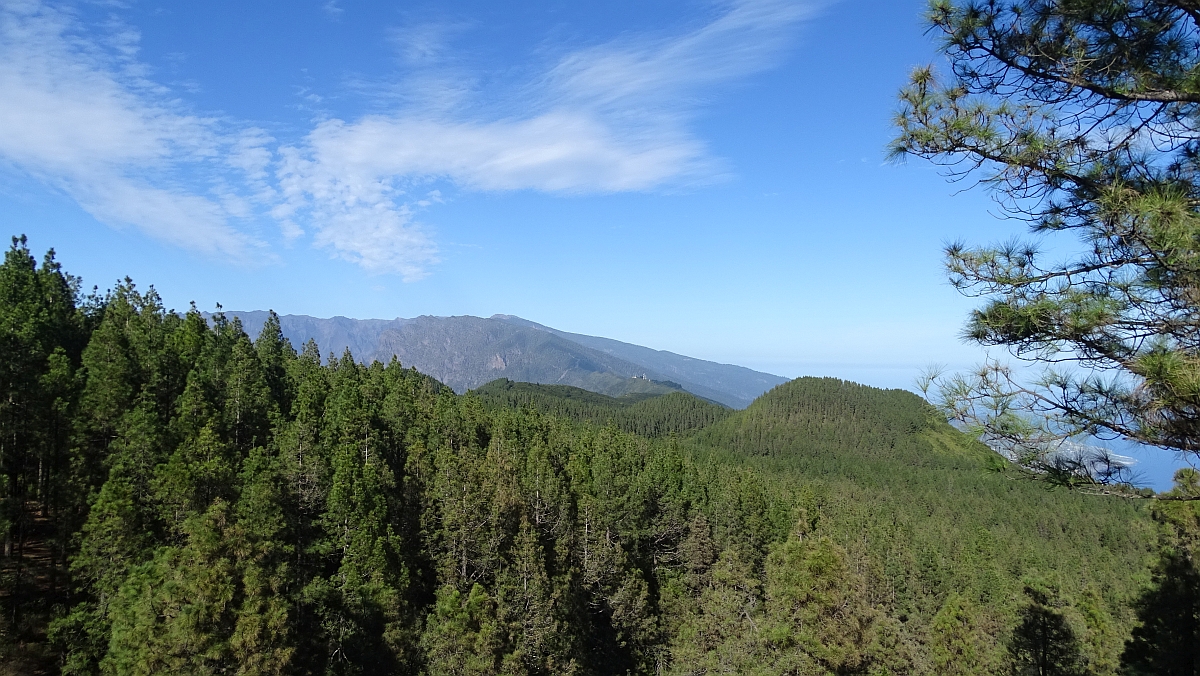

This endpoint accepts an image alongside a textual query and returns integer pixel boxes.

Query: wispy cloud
[0,0,813,277]
[545,0,813,125]
[0,0,264,259]
[279,0,815,276]
[322,1,343,19]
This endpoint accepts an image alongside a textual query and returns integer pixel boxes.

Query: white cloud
[0,0,813,278]
[279,0,815,275]
[545,0,814,121]
[322,1,343,18]
[276,138,438,280]
[0,0,262,260]
[286,112,706,193]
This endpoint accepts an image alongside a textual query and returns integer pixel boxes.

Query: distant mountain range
[221,311,788,408]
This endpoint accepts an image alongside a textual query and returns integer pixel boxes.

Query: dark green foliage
[685,377,1154,673]
[930,593,987,675]
[1007,586,1084,676]
[0,234,86,527]
[1120,550,1200,676]
[0,246,1170,675]
[0,236,91,669]
[893,0,1200,482]
[471,378,730,438]
[1121,471,1200,676]
[693,376,951,461]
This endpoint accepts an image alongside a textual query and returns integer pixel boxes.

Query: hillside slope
[681,377,1153,671]
[459,375,1157,672]
[491,314,788,406]
[470,378,732,437]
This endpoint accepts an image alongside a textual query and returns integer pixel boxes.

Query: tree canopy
[892,0,1200,487]
[0,237,1162,674]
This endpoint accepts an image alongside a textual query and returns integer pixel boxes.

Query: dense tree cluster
[1120,469,1200,676]
[0,237,1190,674]
[470,379,731,439]
[686,378,1168,673]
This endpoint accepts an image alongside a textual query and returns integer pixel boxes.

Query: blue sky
[7,0,1188,487]
[3,0,1006,381]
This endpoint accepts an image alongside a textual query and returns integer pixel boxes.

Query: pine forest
[1,237,1195,675]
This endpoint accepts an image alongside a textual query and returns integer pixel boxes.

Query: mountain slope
[471,378,732,437]
[463,375,1156,672]
[680,377,1152,669]
[693,375,971,463]
[222,311,782,407]
[492,314,788,406]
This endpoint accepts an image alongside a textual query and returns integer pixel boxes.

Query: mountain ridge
[489,314,785,406]
[219,311,787,408]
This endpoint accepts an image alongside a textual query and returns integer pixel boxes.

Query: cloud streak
[546,0,813,123]
[0,0,813,277]
[279,0,814,276]
[0,0,264,259]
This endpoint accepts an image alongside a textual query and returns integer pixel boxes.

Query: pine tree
[0,235,85,563]
[1121,470,1200,676]
[420,584,503,676]
[253,311,296,421]
[229,446,297,676]
[55,398,170,674]
[930,594,987,676]
[894,0,1200,485]
[762,534,877,674]
[306,352,412,674]
[1007,586,1084,676]
[101,503,239,675]
[666,548,764,675]
[493,517,568,675]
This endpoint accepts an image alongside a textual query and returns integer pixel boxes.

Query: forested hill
[693,376,984,463]
[0,242,1170,674]
[221,310,786,408]
[470,378,732,437]
[679,378,1156,672]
